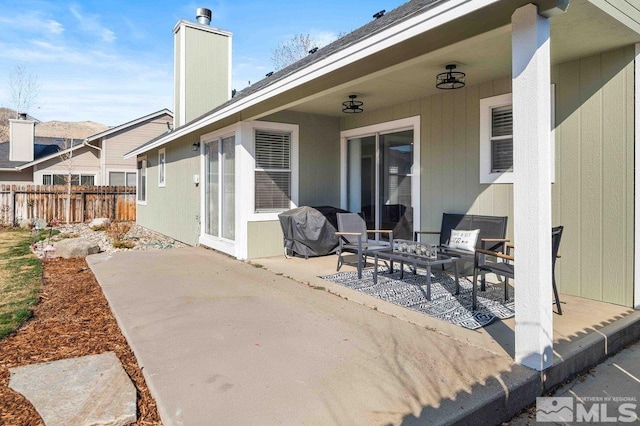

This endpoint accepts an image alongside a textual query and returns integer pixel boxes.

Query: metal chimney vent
[196,8,212,25]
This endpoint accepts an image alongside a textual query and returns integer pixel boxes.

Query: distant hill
[35,121,109,139]
[0,107,109,142]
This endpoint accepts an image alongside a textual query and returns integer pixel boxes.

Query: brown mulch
[0,257,162,425]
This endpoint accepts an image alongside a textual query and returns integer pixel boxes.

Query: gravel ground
[31,222,187,258]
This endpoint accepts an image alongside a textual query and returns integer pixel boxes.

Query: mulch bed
[0,257,162,425]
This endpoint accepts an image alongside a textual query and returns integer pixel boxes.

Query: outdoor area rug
[320,267,515,330]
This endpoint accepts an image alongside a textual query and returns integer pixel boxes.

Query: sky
[0,0,408,126]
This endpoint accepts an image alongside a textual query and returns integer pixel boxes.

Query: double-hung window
[254,129,292,212]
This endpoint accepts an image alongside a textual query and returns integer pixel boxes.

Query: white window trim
[339,116,421,233]
[480,87,556,184]
[248,121,299,222]
[136,156,147,205]
[158,148,166,187]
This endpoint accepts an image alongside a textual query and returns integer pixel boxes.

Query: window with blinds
[490,105,513,173]
[137,157,146,203]
[254,129,291,212]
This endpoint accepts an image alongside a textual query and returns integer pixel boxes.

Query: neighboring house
[0,109,173,186]
[126,0,640,370]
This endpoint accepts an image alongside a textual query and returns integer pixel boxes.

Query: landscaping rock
[33,218,48,230]
[19,218,32,229]
[89,217,111,228]
[8,352,137,426]
[53,238,101,258]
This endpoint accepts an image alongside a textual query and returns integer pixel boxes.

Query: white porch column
[512,4,553,371]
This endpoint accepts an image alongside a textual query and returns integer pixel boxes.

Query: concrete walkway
[88,247,536,426]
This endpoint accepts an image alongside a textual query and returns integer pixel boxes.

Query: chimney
[173,8,232,127]
[9,116,35,162]
[196,8,212,25]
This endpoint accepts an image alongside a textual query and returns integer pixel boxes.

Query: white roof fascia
[15,144,83,170]
[87,108,173,142]
[125,0,500,159]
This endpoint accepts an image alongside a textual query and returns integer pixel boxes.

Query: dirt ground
[0,257,162,425]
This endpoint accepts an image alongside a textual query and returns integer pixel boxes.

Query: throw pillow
[448,229,480,252]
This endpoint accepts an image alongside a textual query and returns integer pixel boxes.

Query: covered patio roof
[126,0,639,160]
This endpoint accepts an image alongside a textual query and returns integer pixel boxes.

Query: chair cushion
[448,229,480,252]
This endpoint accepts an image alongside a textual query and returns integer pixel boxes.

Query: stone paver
[9,352,136,426]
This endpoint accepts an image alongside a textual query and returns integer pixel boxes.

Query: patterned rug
[320,267,515,330]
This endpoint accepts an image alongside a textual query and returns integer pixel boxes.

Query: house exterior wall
[103,113,173,184]
[136,136,200,245]
[33,146,101,184]
[0,168,33,184]
[341,45,635,306]
[246,111,341,259]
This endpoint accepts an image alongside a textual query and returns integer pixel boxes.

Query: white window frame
[158,148,166,187]
[137,156,147,205]
[339,116,421,234]
[480,87,555,184]
[248,121,299,221]
[107,169,137,187]
[41,172,96,186]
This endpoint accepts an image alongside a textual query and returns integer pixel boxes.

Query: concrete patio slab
[8,352,136,426]
[88,247,537,426]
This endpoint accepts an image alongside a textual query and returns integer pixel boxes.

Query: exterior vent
[196,8,212,25]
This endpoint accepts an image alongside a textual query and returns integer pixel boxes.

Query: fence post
[81,191,86,223]
[9,188,16,226]
[112,192,117,221]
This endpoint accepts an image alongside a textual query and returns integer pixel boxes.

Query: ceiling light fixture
[342,95,364,114]
[436,64,466,90]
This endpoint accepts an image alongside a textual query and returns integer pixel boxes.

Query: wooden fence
[0,185,136,226]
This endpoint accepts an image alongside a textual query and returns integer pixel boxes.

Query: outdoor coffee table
[372,250,460,301]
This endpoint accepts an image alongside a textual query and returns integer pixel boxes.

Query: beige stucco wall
[342,45,635,306]
[136,135,200,245]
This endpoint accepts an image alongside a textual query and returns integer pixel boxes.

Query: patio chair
[472,226,564,314]
[335,213,393,279]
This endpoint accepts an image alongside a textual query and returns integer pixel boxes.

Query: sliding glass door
[205,135,235,240]
[346,129,414,240]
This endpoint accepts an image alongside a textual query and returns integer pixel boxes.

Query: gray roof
[130,0,443,155]
[0,137,84,169]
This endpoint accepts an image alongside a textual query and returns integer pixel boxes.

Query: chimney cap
[18,112,27,120]
[196,8,212,25]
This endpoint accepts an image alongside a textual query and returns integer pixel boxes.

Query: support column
[635,43,640,310]
[512,4,553,371]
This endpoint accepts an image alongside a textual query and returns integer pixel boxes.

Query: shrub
[106,222,134,249]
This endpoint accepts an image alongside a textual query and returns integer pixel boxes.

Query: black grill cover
[278,206,349,257]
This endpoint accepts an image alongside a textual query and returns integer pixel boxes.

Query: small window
[80,175,94,186]
[109,171,125,186]
[137,157,147,204]
[480,89,555,184]
[254,129,291,212]
[42,175,52,185]
[158,148,166,187]
[126,172,136,187]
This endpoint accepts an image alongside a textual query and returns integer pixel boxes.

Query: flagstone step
[8,352,136,426]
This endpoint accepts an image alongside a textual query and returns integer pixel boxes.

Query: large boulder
[89,218,111,228]
[53,238,100,258]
